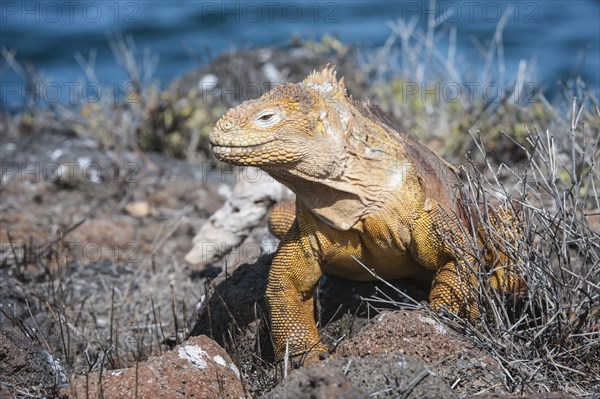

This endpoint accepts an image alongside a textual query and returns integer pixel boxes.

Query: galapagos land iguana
[209,67,522,364]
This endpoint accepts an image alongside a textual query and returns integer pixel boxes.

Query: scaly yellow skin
[209,67,521,364]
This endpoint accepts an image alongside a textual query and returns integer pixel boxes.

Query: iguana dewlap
[209,67,520,364]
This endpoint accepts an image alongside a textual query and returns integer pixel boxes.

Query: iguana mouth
[211,139,275,149]
[211,140,278,160]
[209,128,277,147]
[211,139,276,154]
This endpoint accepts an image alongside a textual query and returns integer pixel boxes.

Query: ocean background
[1,0,599,108]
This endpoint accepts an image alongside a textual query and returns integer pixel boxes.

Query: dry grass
[448,97,600,395]
[1,218,200,398]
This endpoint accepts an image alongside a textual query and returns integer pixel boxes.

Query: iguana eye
[255,109,281,128]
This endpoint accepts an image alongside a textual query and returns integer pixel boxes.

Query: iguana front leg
[429,259,480,319]
[411,201,481,319]
[266,223,327,364]
[429,205,525,318]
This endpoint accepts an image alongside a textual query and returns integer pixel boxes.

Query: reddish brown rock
[64,335,245,398]
[336,310,507,396]
[262,360,366,399]
[264,354,456,399]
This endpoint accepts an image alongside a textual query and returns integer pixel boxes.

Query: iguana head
[209,67,389,231]
[209,67,348,171]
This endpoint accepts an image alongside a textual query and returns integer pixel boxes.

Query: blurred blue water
[1,0,599,108]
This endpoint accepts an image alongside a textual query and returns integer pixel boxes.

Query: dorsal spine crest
[303,65,347,99]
